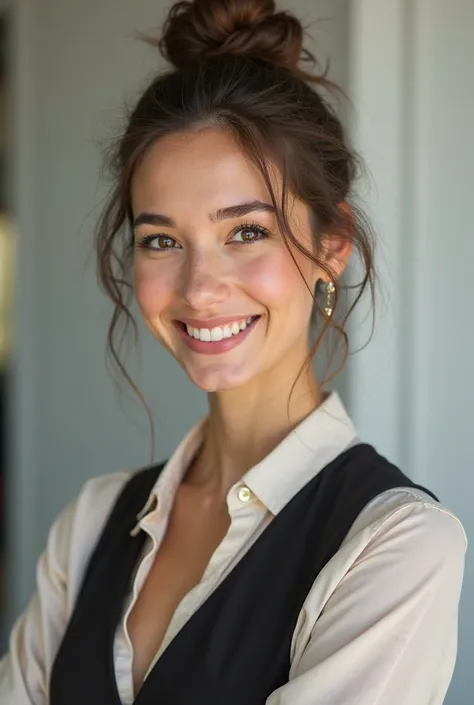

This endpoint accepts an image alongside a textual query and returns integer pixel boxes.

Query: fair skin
[127,126,350,691]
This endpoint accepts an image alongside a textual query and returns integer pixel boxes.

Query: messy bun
[157,0,319,81]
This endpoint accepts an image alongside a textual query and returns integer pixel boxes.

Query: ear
[319,202,353,282]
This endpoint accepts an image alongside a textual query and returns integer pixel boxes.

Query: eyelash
[134,222,271,251]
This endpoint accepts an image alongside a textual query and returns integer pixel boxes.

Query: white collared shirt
[0,393,467,704]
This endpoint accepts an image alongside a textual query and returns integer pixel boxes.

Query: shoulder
[72,469,135,515]
[300,485,467,640]
[290,486,466,698]
[43,470,139,613]
[345,484,467,573]
[336,443,467,558]
[56,470,135,544]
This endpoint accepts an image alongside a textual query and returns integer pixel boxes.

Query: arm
[0,472,130,705]
[0,500,75,705]
[267,502,467,705]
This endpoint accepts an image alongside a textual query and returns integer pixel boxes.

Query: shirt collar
[133,391,357,526]
[132,418,206,532]
[242,391,357,515]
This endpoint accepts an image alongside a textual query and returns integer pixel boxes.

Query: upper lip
[176,315,259,328]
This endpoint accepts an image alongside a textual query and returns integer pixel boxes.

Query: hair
[96,0,375,416]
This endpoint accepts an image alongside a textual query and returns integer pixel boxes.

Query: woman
[0,1,466,703]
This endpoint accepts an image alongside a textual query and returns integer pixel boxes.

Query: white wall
[348,2,474,703]
[7,0,350,620]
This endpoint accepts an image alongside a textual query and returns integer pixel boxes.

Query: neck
[186,346,322,497]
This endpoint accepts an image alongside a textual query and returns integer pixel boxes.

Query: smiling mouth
[178,316,260,343]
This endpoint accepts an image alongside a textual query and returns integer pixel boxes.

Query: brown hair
[96,0,375,413]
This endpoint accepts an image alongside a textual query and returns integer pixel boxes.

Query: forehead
[131,127,275,216]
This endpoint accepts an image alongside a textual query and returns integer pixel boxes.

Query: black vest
[49,443,436,705]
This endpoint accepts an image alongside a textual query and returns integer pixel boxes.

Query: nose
[181,249,232,311]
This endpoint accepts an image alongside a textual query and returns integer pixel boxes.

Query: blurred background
[0,0,472,703]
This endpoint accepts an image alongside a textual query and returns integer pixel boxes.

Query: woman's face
[131,127,327,393]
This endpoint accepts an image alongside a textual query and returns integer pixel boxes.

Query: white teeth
[183,317,258,342]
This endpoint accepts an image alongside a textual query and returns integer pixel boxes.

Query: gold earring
[324,281,336,317]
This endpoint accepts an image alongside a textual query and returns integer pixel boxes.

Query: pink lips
[174,316,260,355]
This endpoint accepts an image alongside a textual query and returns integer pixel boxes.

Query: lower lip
[175,318,260,355]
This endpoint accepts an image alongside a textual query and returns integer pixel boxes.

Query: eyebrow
[132,200,275,229]
[210,200,275,222]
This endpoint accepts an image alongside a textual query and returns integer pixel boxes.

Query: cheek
[241,251,313,311]
[133,259,175,315]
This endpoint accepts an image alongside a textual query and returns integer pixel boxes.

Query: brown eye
[230,225,270,244]
[136,234,179,250]
[241,229,259,242]
[155,235,176,249]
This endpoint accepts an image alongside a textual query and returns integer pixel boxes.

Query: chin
[184,365,253,393]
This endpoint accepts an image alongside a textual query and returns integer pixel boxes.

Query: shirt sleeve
[0,472,130,705]
[266,501,467,705]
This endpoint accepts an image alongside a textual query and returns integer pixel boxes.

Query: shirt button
[237,485,253,503]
